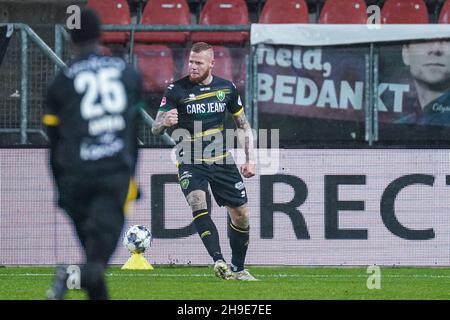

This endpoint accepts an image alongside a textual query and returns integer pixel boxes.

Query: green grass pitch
[0,266,449,300]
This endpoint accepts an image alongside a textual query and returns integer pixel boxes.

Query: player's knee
[229,205,249,228]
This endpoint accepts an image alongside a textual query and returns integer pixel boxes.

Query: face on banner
[379,39,450,142]
[402,40,450,93]
[400,40,450,124]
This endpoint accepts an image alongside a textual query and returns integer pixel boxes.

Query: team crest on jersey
[160,96,167,107]
[216,90,225,102]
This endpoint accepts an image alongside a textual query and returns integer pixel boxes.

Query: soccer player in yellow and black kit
[152,42,257,281]
[44,8,143,299]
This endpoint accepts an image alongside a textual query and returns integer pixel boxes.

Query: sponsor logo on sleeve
[238,95,243,106]
[235,181,245,190]
[160,96,167,107]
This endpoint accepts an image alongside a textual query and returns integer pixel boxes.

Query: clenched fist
[240,162,256,178]
[164,109,178,127]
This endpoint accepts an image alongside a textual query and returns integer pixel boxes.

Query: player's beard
[189,69,210,84]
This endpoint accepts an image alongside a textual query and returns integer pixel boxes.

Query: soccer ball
[123,225,152,254]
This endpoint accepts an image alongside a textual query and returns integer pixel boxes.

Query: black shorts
[55,172,135,263]
[177,157,248,208]
[56,172,132,221]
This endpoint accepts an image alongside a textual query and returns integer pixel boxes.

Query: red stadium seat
[87,0,131,44]
[234,54,247,93]
[212,46,234,82]
[319,0,367,24]
[439,0,450,23]
[191,0,249,44]
[134,44,175,92]
[259,0,309,23]
[381,0,429,24]
[134,0,191,44]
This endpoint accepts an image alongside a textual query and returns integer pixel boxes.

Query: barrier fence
[1,149,449,266]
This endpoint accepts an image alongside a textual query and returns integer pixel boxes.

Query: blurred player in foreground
[44,8,143,299]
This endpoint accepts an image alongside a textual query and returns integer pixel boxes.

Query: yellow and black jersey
[44,52,143,179]
[159,75,244,162]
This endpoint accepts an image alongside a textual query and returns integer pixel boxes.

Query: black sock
[79,194,124,300]
[192,209,224,262]
[228,222,249,272]
[80,263,108,300]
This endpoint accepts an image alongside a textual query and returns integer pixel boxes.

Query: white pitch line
[0,273,449,279]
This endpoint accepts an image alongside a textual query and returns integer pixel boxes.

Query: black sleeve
[158,83,178,112]
[226,82,244,116]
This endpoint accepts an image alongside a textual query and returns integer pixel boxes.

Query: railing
[0,23,254,145]
[0,23,66,144]
[52,24,257,146]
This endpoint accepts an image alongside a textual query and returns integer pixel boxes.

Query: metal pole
[60,25,71,42]
[140,110,176,146]
[244,53,252,126]
[365,44,375,146]
[20,29,28,144]
[373,50,379,142]
[54,25,63,74]
[131,1,144,65]
[364,53,371,145]
[129,23,136,65]
[17,24,66,70]
[252,45,259,131]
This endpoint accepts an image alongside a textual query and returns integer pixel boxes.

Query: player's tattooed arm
[233,112,255,164]
[233,112,256,178]
[151,109,178,135]
[151,111,167,135]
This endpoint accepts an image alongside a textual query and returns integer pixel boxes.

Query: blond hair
[191,42,213,53]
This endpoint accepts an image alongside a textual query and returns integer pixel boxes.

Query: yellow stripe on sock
[229,223,249,233]
[193,210,209,219]
[200,231,211,238]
